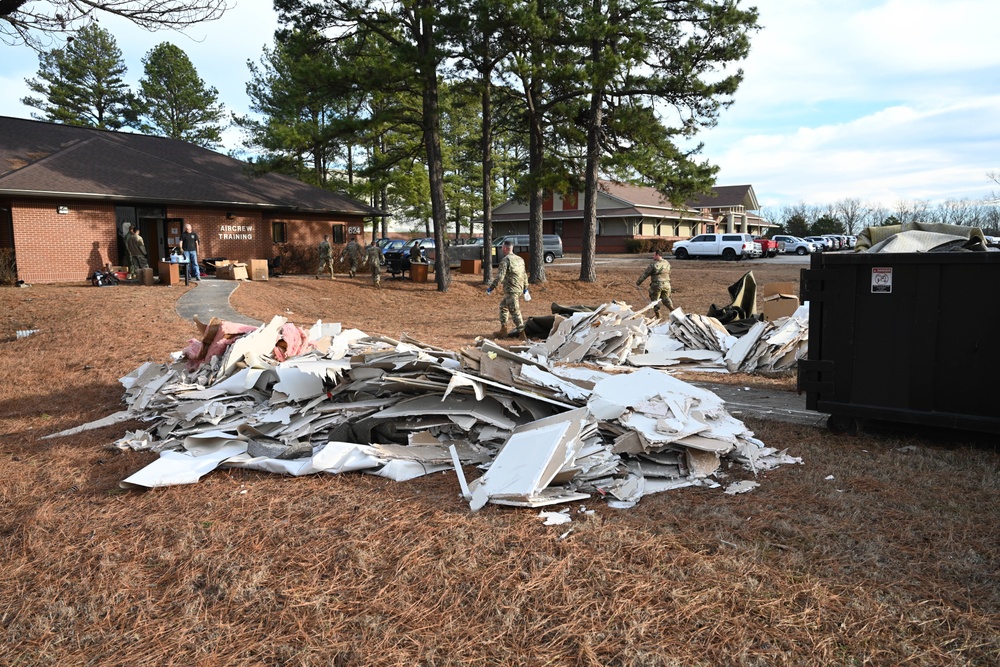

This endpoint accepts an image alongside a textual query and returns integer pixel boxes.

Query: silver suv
[772,235,817,255]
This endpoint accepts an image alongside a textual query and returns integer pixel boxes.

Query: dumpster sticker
[871,267,892,293]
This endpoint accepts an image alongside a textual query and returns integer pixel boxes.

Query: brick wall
[11,198,374,283]
[13,200,118,283]
[166,206,271,261]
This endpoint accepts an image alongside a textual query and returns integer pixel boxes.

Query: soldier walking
[636,248,674,316]
[340,236,363,277]
[317,235,334,279]
[364,242,383,288]
[486,239,527,339]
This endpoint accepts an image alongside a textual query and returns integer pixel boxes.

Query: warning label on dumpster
[871,267,892,293]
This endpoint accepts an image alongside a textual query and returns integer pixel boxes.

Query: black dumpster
[798,251,1000,434]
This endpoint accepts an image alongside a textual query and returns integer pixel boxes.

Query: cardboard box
[217,263,248,280]
[762,282,800,321]
[139,267,154,286]
[247,259,269,281]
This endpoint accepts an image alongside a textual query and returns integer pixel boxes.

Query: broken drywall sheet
[219,316,286,379]
[469,408,592,510]
[120,440,247,489]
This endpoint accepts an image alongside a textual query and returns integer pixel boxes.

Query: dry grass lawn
[1,258,997,666]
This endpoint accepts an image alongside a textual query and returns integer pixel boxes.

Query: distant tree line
[22,24,226,148]
[761,195,1000,239]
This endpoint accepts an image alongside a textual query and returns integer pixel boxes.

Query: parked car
[772,235,817,255]
[804,236,831,251]
[383,237,435,275]
[671,233,758,261]
[822,235,844,250]
[378,239,407,265]
[491,234,564,265]
[753,236,784,258]
[426,240,491,268]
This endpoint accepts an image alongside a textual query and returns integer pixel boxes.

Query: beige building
[489,181,771,252]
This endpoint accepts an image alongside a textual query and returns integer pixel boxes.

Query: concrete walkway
[173,277,828,429]
[174,276,263,327]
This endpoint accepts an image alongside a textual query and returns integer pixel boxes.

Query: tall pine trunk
[415,4,450,291]
[480,49,494,284]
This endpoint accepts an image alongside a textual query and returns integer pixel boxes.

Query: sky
[2,0,999,210]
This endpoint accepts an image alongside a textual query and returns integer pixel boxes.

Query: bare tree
[835,197,866,235]
[2,0,228,50]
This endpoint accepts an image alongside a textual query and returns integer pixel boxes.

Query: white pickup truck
[671,233,760,261]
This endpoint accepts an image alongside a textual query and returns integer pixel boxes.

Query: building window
[272,221,287,244]
[332,225,345,244]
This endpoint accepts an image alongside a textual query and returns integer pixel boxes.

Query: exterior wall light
[57,206,69,214]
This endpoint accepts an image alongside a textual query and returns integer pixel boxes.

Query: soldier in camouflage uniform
[487,239,527,339]
[317,235,334,279]
[636,248,674,315]
[340,236,363,277]
[364,242,383,288]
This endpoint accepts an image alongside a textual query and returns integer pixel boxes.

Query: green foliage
[786,214,811,238]
[21,24,134,130]
[134,42,225,148]
[625,238,674,254]
[810,214,844,235]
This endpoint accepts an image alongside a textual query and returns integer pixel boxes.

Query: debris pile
[634,306,810,374]
[526,301,809,375]
[52,315,802,509]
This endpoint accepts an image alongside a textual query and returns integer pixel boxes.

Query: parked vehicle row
[671,233,761,261]
[769,235,815,255]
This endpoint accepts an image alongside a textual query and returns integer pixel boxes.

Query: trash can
[798,251,1000,434]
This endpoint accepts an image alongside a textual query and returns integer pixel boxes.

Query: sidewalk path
[174,277,827,429]
[174,277,263,327]
[690,381,828,429]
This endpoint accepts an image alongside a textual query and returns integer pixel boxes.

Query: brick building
[0,116,383,283]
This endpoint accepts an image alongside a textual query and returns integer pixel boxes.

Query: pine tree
[135,42,226,148]
[21,24,133,130]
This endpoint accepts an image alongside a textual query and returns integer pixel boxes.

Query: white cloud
[701,0,1000,206]
[711,96,1000,206]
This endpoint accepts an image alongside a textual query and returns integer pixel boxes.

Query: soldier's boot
[492,323,509,338]
[516,327,527,341]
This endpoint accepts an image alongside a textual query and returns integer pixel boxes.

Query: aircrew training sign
[871,267,892,293]
[219,225,254,240]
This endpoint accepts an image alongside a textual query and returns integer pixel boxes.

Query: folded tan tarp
[856,222,987,253]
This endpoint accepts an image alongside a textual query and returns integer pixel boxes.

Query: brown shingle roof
[0,116,383,216]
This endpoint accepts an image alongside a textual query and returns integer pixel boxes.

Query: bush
[625,238,676,254]
[0,249,16,285]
